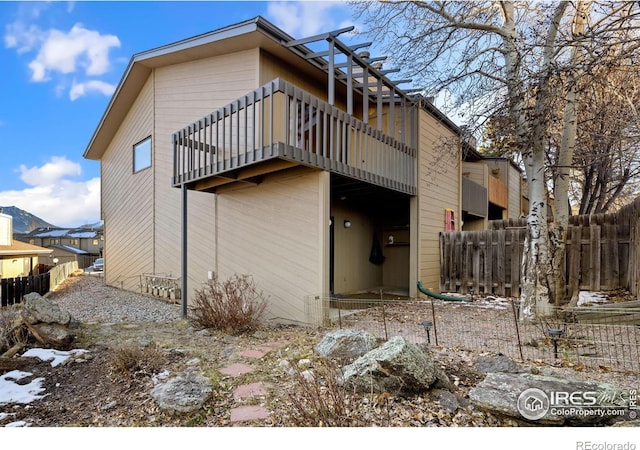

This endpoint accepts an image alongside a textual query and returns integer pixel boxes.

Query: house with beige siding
[0,210,52,279]
[461,151,527,231]
[84,17,472,325]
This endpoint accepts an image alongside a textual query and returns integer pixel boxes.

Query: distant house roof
[50,244,89,255]
[0,240,53,257]
[23,227,101,239]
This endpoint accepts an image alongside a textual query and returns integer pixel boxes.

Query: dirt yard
[0,274,637,428]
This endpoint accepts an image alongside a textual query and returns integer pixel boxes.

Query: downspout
[417,281,473,302]
[181,169,188,319]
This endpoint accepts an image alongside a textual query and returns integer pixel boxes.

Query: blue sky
[0,1,357,227]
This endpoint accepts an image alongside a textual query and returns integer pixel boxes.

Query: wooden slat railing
[172,78,416,194]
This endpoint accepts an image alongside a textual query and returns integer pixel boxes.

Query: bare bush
[286,360,363,427]
[190,274,268,335]
[108,342,167,379]
[0,308,29,357]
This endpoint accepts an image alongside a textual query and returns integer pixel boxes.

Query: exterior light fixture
[514,299,522,320]
[548,328,564,359]
[343,220,351,228]
[421,320,433,344]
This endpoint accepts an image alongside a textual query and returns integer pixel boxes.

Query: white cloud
[266,1,355,38]
[69,79,116,101]
[0,157,100,227]
[27,23,120,82]
[4,21,44,53]
[19,156,82,186]
[5,17,120,98]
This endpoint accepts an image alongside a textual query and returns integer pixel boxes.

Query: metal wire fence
[304,295,640,373]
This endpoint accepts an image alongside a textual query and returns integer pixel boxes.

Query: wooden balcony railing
[172,78,416,195]
[488,175,508,209]
[462,176,488,218]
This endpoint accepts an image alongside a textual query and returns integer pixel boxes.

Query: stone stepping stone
[239,349,266,359]
[233,382,267,400]
[218,363,253,377]
[230,405,269,423]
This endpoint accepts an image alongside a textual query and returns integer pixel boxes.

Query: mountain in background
[0,205,58,234]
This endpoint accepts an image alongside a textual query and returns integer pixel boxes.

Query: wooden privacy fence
[1,272,50,307]
[440,197,640,297]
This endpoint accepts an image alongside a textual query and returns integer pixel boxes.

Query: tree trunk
[521,150,554,319]
[551,0,591,306]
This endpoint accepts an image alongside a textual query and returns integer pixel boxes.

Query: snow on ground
[21,348,88,367]
[0,370,47,406]
[1,348,88,427]
[578,291,609,306]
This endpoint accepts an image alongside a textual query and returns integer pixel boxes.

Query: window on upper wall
[133,137,152,173]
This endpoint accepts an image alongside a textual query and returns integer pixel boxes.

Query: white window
[133,137,152,173]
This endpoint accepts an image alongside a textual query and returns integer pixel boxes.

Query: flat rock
[473,354,523,373]
[150,370,213,414]
[469,372,630,425]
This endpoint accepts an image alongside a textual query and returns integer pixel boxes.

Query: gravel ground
[47,272,184,323]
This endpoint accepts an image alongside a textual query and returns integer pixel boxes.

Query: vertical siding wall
[416,109,461,290]
[153,49,260,298]
[216,167,324,324]
[101,76,154,291]
[331,203,382,293]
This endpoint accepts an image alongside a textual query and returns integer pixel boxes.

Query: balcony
[172,78,416,195]
[462,176,487,218]
[488,175,508,209]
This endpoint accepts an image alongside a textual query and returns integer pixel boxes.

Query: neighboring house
[0,210,52,279]
[14,226,103,269]
[461,150,527,231]
[84,17,477,325]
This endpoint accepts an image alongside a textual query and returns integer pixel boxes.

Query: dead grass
[108,341,168,379]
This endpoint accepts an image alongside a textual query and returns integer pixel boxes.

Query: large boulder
[469,372,631,425]
[151,369,213,414]
[341,336,437,395]
[21,293,72,326]
[26,323,75,349]
[314,329,379,362]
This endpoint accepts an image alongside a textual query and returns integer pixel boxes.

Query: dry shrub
[0,308,28,355]
[109,342,166,378]
[190,274,268,335]
[287,360,361,427]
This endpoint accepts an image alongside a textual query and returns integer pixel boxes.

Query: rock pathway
[219,340,287,424]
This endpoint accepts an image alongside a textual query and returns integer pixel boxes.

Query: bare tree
[572,61,640,215]
[353,0,640,318]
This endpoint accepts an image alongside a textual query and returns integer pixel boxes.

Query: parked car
[91,258,104,271]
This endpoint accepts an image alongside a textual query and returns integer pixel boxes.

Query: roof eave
[84,16,291,161]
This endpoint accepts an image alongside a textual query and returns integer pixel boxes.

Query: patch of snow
[5,420,30,427]
[21,348,88,367]
[578,291,609,306]
[0,412,15,421]
[152,369,170,385]
[0,370,48,406]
